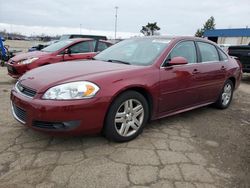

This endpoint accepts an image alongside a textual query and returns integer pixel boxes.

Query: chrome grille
[16,82,37,98]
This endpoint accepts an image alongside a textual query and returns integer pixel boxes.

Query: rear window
[197,42,219,62]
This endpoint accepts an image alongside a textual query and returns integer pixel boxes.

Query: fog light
[33,120,81,130]
[53,121,80,129]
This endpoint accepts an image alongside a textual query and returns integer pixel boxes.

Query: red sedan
[7,38,112,78]
[10,36,242,142]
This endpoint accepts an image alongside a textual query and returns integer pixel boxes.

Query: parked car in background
[10,36,242,142]
[28,40,59,52]
[7,38,112,78]
[27,35,109,52]
[228,44,250,73]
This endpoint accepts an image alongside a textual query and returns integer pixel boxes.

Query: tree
[141,26,150,36]
[195,16,216,37]
[195,29,203,37]
[140,22,160,36]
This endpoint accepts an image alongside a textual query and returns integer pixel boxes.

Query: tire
[214,80,234,109]
[104,91,149,142]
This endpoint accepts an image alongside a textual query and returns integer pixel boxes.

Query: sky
[0,0,250,38]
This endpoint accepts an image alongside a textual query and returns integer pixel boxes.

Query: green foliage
[203,16,216,30]
[195,16,216,37]
[195,29,204,37]
[141,26,150,36]
[140,22,161,36]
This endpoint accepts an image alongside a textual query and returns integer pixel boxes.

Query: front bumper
[7,63,28,79]
[10,89,111,136]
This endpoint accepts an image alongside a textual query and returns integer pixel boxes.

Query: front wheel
[214,80,234,109]
[104,91,149,142]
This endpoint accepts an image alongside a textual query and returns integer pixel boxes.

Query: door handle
[192,69,200,74]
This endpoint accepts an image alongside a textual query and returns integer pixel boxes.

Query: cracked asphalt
[0,67,249,188]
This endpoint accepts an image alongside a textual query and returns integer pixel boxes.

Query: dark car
[7,38,112,78]
[28,40,59,52]
[10,36,242,142]
[59,34,107,41]
[228,44,250,73]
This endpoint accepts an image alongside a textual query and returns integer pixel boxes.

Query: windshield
[94,38,171,66]
[41,40,73,52]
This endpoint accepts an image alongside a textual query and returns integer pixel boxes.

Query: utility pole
[114,6,118,40]
[80,24,82,34]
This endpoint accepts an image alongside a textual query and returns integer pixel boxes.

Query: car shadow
[145,105,214,130]
[15,105,218,148]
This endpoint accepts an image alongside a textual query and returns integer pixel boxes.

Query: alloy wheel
[114,99,144,137]
[222,83,232,106]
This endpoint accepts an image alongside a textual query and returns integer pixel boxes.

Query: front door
[63,41,96,61]
[159,41,200,113]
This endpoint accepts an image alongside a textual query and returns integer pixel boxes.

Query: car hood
[10,51,50,62]
[19,60,140,93]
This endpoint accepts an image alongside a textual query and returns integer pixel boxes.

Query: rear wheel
[214,80,234,109]
[104,91,149,142]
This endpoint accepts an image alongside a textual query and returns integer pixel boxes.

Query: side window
[97,42,108,52]
[197,42,219,62]
[89,40,96,52]
[218,48,228,61]
[69,42,90,53]
[168,41,197,64]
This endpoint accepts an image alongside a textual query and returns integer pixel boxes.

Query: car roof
[66,38,95,42]
[70,36,216,46]
[135,36,219,46]
[60,34,107,40]
[136,35,207,40]
[62,38,111,43]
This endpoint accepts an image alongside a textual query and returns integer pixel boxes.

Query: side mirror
[169,56,188,66]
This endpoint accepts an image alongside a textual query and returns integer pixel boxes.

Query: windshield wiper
[107,59,131,65]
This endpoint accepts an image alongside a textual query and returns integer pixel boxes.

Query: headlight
[42,81,100,100]
[18,58,39,65]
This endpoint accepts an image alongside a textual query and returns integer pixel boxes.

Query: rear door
[194,41,227,103]
[63,41,96,61]
[159,40,200,113]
